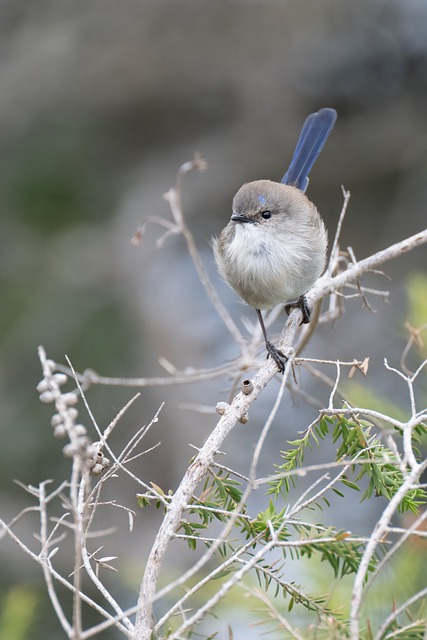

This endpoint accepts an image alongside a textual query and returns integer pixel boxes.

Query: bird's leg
[284,294,311,325]
[255,308,287,373]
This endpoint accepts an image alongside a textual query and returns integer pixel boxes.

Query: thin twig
[349,457,427,640]
[0,516,131,637]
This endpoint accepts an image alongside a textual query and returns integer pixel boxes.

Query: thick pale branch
[133,342,298,638]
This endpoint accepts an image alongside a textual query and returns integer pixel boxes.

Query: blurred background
[1,0,426,637]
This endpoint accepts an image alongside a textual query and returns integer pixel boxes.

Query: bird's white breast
[215,218,326,309]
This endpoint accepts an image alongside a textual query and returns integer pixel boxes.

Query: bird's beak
[231,214,256,224]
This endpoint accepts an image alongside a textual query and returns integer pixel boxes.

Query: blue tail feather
[281,108,337,193]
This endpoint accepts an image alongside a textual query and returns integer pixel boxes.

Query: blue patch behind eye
[258,195,267,206]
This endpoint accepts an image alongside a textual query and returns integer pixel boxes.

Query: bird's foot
[265,340,288,373]
[285,294,311,325]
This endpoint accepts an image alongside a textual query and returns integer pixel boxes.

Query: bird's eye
[261,210,271,219]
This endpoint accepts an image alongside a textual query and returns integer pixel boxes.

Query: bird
[213,107,337,372]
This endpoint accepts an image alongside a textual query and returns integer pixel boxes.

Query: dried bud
[90,464,104,476]
[74,424,87,436]
[61,392,78,406]
[68,408,79,420]
[63,443,76,458]
[101,456,110,469]
[131,227,144,248]
[51,413,62,427]
[238,412,249,425]
[53,424,67,438]
[36,379,49,393]
[215,402,229,415]
[52,373,68,386]
[76,436,91,451]
[241,379,254,395]
[39,390,54,404]
[89,452,110,475]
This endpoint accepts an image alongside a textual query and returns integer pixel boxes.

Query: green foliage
[179,471,246,553]
[137,393,426,638]
[138,466,380,634]
[268,414,427,515]
[380,619,427,640]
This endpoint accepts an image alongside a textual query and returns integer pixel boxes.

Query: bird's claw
[265,341,287,373]
[285,294,311,325]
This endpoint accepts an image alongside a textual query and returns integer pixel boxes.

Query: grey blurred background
[1,0,427,637]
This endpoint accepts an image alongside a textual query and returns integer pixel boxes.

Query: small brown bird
[213,108,336,371]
